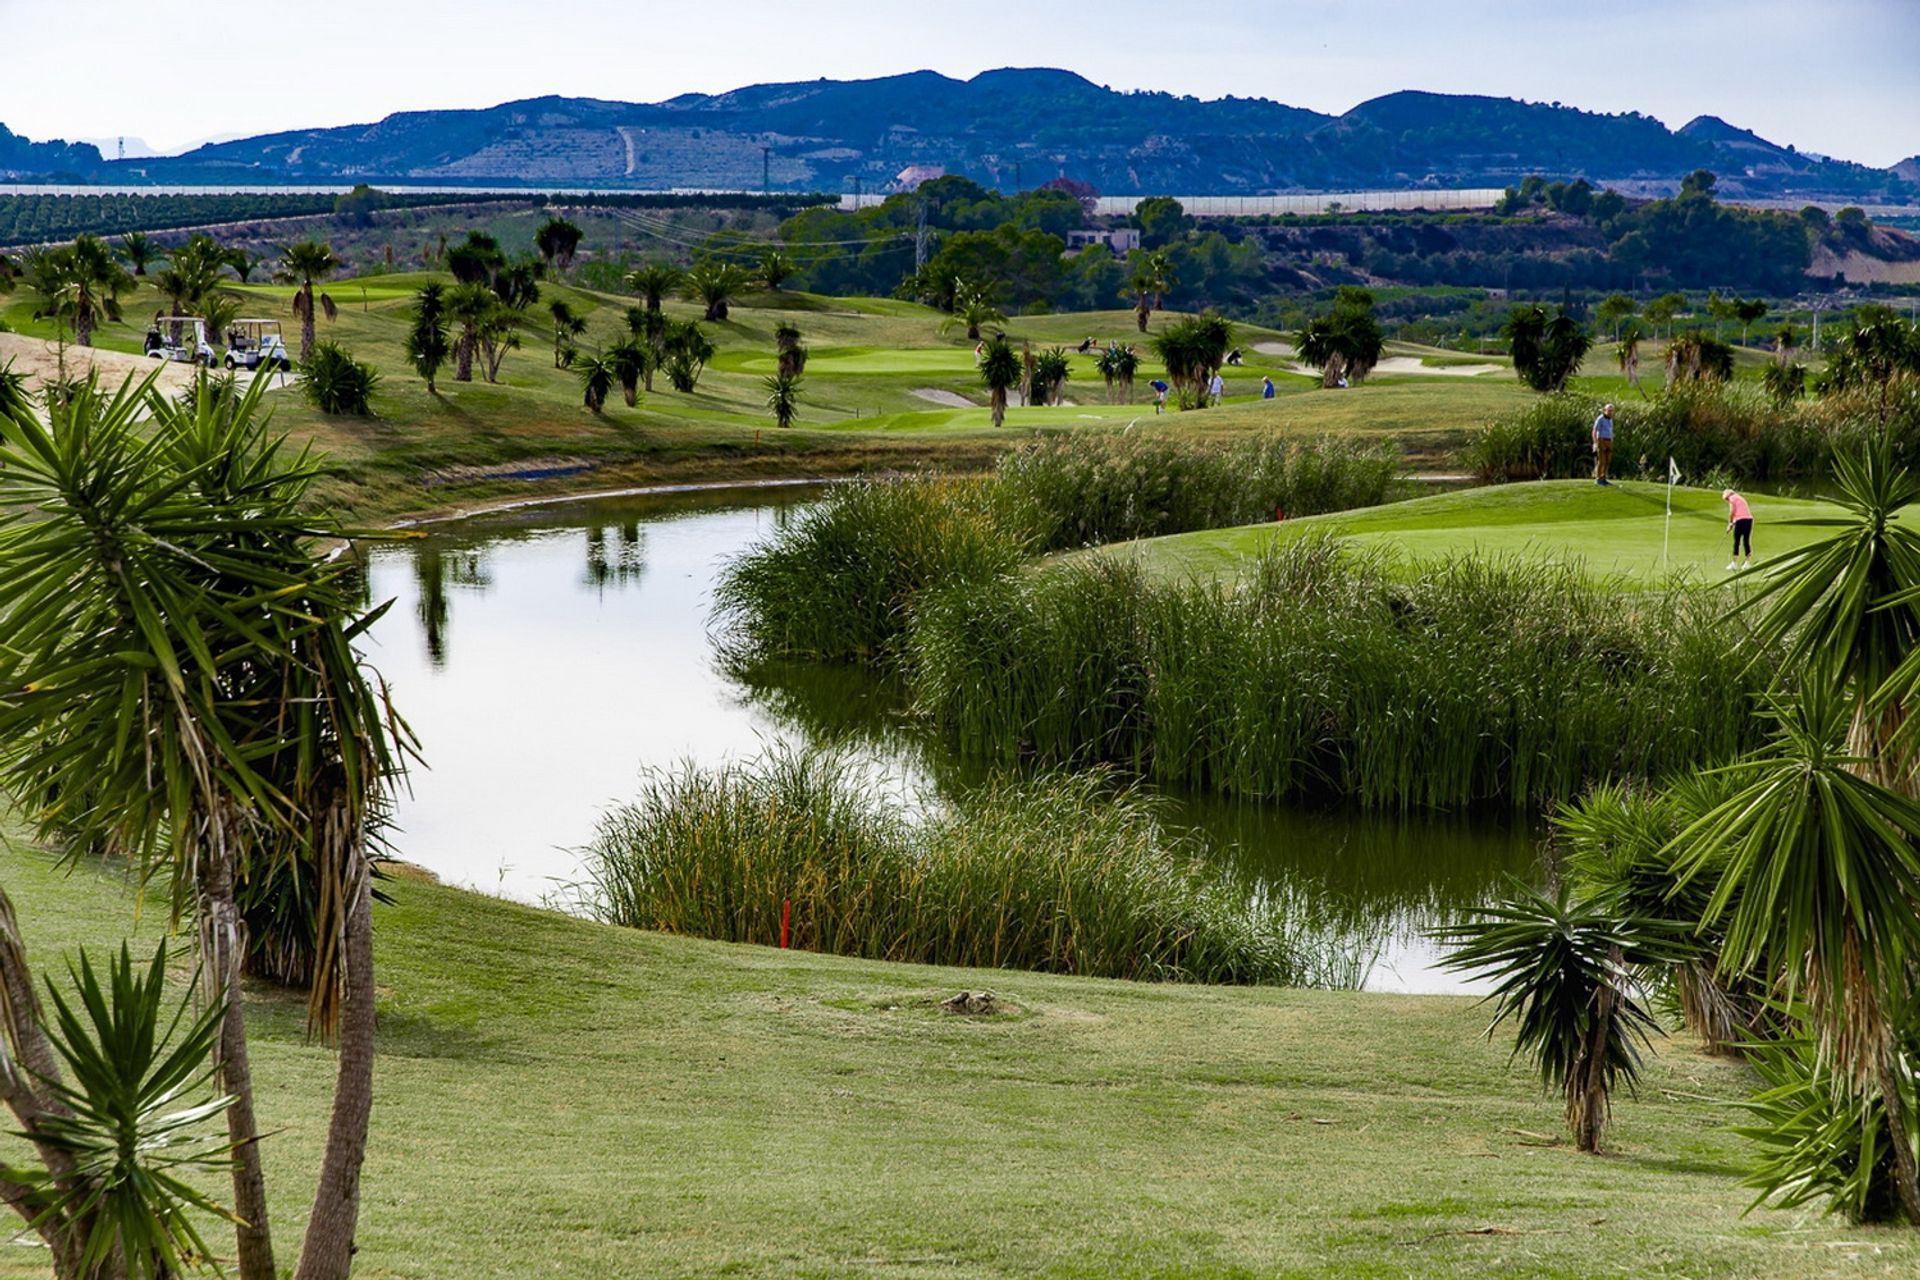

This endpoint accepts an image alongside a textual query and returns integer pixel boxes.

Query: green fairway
[1,836,1907,1280]
[1112,480,1851,585]
[0,275,1531,519]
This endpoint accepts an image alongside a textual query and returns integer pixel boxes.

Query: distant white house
[892,164,946,191]
[1065,228,1141,256]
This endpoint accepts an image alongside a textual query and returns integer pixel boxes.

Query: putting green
[1115,480,1861,586]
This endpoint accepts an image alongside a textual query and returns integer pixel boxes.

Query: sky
[7,0,1917,168]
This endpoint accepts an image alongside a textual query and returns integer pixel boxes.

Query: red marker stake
[781,899,791,949]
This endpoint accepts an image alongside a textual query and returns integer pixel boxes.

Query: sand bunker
[1253,341,1296,357]
[912,387,977,408]
[1372,357,1505,377]
[0,332,200,395]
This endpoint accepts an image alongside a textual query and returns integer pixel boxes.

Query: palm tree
[534,216,584,276]
[1439,884,1678,1152]
[276,240,340,361]
[940,284,1006,342]
[549,299,588,368]
[1095,344,1140,404]
[1665,332,1735,385]
[1128,252,1174,333]
[199,289,243,349]
[1151,313,1234,407]
[406,282,452,392]
[118,230,162,276]
[26,236,132,347]
[660,319,714,392]
[624,261,684,312]
[978,336,1022,427]
[683,261,750,322]
[1615,317,1649,393]
[446,283,498,383]
[764,372,803,428]
[574,350,615,413]
[759,247,797,292]
[625,305,667,391]
[0,370,410,1280]
[607,338,648,407]
[1503,304,1593,393]
[774,323,808,378]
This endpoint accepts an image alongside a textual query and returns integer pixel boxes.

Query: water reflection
[364,486,1537,992]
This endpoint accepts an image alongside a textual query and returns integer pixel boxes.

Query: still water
[360,487,1536,993]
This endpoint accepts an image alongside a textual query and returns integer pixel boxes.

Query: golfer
[1592,403,1615,486]
[1723,488,1753,571]
[1209,371,1226,405]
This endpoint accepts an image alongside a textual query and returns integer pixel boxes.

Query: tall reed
[716,433,1404,667]
[911,536,1759,811]
[576,748,1310,985]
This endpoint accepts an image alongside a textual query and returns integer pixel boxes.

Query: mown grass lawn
[0,279,1529,520]
[1111,480,1853,586]
[2,837,1915,1278]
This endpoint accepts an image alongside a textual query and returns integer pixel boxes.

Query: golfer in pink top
[1723,489,1753,571]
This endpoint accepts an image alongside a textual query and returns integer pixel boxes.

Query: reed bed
[715,433,1403,665]
[1463,383,1920,484]
[910,536,1759,811]
[576,749,1309,985]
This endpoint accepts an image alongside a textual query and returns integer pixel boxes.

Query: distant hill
[0,124,104,181]
[6,69,1913,201]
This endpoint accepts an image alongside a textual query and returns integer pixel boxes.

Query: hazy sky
[8,0,1917,167]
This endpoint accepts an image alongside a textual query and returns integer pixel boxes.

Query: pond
[360,485,1536,993]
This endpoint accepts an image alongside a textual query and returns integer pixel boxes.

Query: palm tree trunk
[991,387,1006,429]
[294,855,376,1280]
[455,333,474,383]
[75,304,94,349]
[299,285,317,362]
[1135,299,1149,333]
[203,830,278,1280]
[1875,1055,1920,1224]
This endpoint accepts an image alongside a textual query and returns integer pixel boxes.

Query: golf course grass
[0,278,1536,520]
[1111,480,1850,586]
[3,835,1913,1280]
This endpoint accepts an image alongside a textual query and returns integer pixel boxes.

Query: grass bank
[3,835,1912,1279]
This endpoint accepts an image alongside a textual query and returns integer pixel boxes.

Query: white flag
[1668,456,1681,485]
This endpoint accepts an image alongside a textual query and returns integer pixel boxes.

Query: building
[1065,228,1141,256]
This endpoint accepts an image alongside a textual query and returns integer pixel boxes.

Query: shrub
[576,748,1311,985]
[296,341,378,415]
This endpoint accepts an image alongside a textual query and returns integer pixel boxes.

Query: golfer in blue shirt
[1592,403,1615,486]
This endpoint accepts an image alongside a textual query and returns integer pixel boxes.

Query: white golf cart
[224,319,293,372]
[143,315,217,366]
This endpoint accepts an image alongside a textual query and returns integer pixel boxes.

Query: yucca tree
[683,261,749,322]
[1439,884,1681,1152]
[624,260,684,312]
[764,372,803,428]
[1678,433,1920,1221]
[26,235,133,347]
[118,230,163,276]
[939,284,1006,342]
[276,239,340,361]
[0,368,410,1280]
[1615,316,1649,394]
[759,247,796,291]
[1095,344,1140,403]
[0,927,237,1280]
[607,338,648,407]
[773,322,808,378]
[446,282,499,383]
[625,305,667,391]
[979,336,1021,427]
[1503,303,1593,393]
[1127,251,1174,333]
[405,282,451,392]
[534,216,584,276]
[1151,313,1234,407]
[574,350,615,413]
[1664,332,1735,385]
[548,299,588,368]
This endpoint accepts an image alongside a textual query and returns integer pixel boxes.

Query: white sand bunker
[1372,357,1505,378]
[1253,341,1296,357]
[0,331,201,395]
[913,387,978,408]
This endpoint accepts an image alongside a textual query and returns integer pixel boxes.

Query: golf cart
[144,315,216,366]
[224,319,293,372]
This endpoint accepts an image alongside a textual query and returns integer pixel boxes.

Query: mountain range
[5,69,1914,201]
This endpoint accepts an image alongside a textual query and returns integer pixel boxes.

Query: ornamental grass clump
[577,749,1307,985]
